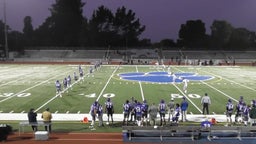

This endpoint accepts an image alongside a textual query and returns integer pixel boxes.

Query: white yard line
[171,67,204,113]
[36,68,90,112]
[200,80,238,103]
[136,66,145,101]
[201,69,256,92]
[0,66,69,103]
[172,83,203,113]
[96,66,119,102]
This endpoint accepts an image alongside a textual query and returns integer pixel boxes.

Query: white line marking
[201,69,256,92]
[136,65,145,101]
[96,66,119,102]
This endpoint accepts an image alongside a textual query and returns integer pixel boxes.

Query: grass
[1,64,256,133]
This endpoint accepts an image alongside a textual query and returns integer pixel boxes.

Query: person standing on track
[123,100,130,126]
[89,101,99,130]
[225,99,234,126]
[201,93,211,115]
[180,97,189,122]
[41,108,52,133]
[27,108,38,132]
[105,98,114,125]
[148,103,158,126]
[159,99,167,126]
[167,98,175,122]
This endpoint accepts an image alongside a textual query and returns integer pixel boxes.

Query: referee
[201,93,211,115]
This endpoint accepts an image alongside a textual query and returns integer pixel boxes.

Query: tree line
[0,0,256,54]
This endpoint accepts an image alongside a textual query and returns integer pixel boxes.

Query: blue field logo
[118,72,214,83]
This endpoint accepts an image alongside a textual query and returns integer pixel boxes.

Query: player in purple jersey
[74,71,78,81]
[105,98,114,125]
[55,80,62,97]
[141,100,149,126]
[159,99,167,126]
[123,100,130,126]
[63,77,67,90]
[89,101,99,130]
[67,75,71,88]
[97,104,104,127]
[135,102,143,126]
[172,103,181,123]
[201,119,212,128]
[225,99,234,126]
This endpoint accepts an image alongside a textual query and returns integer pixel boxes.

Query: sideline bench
[123,126,201,141]
[19,121,50,135]
[123,125,256,142]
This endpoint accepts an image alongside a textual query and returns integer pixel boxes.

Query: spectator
[148,103,158,126]
[41,108,52,133]
[180,97,189,122]
[28,108,38,132]
[201,93,211,115]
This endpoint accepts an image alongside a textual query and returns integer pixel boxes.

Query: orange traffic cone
[82,117,89,123]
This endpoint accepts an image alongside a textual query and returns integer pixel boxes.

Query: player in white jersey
[182,79,189,94]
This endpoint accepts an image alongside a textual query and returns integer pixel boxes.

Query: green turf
[0,65,256,115]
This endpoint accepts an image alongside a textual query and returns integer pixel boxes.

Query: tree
[23,16,34,46]
[227,28,252,50]
[113,6,145,47]
[36,0,85,46]
[210,20,233,49]
[178,20,207,49]
[88,5,115,47]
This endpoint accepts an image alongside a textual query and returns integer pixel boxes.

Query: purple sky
[1,0,256,42]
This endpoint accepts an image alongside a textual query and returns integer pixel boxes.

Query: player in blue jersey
[135,101,143,126]
[55,80,62,97]
[225,99,234,126]
[159,99,167,126]
[123,100,130,126]
[105,98,114,125]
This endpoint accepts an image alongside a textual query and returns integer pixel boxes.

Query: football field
[0,64,256,117]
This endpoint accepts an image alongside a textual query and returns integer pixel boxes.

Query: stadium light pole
[3,0,9,60]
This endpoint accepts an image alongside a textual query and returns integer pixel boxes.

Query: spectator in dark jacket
[27,108,38,132]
